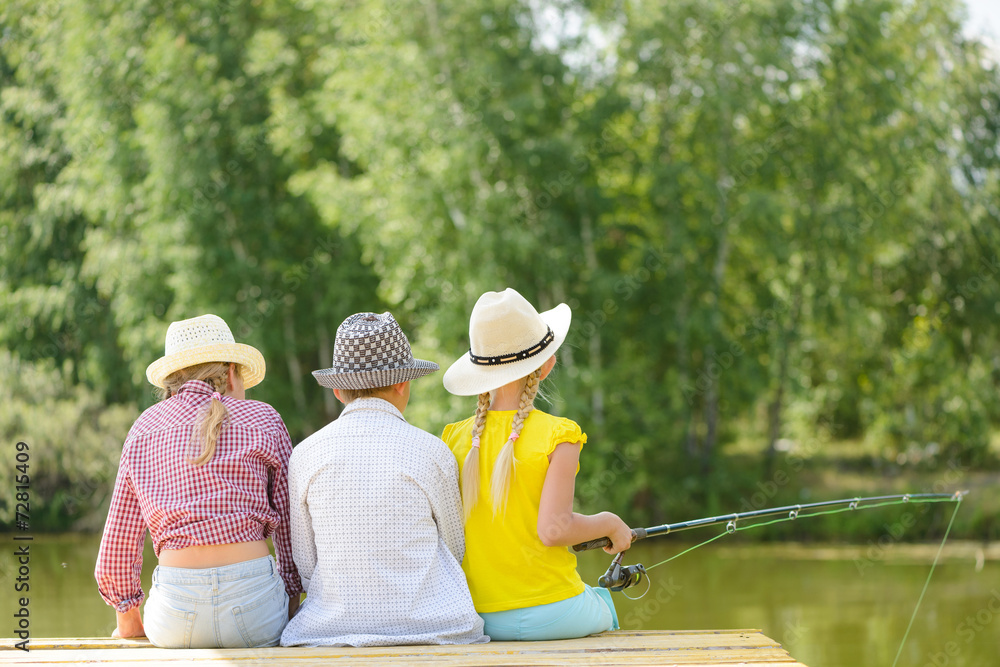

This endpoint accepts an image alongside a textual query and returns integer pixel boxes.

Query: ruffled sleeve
[441,421,458,445]
[547,417,587,455]
[441,418,475,460]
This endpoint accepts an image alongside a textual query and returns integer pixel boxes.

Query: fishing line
[891,496,962,667]
[575,493,964,555]
[586,493,966,598]
[620,571,651,600]
[642,531,731,572]
[621,493,963,664]
[639,495,962,573]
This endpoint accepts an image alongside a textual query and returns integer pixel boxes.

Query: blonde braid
[461,391,492,521]
[490,369,540,517]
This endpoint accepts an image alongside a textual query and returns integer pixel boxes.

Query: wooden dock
[1,630,807,665]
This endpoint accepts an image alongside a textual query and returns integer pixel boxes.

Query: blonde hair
[159,361,238,467]
[336,385,394,403]
[460,368,541,521]
[460,391,491,521]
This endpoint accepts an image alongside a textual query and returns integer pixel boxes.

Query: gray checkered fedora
[312,312,439,390]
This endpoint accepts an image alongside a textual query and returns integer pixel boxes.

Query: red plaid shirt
[95,380,302,612]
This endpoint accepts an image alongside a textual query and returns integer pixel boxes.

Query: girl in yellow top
[441,288,632,640]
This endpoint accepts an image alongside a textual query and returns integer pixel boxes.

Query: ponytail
[160,361,238,467]
[189,374,229,467]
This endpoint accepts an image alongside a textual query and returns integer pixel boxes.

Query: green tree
[2,0,997,532]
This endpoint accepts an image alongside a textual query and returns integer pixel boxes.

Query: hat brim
[312,359,440,390]
[146,343,266,389]
[442,303,571,396]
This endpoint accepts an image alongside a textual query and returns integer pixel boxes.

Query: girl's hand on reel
[602,512,634,554]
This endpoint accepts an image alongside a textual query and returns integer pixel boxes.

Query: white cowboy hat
[443,288,571,396]
[146,314,266,389]
[312,312,439,390]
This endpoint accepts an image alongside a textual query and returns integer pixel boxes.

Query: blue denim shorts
[144,555,288,648]
[479,585,619,641]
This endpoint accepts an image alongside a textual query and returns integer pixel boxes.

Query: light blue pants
[479,586,619,641]
[144,555,288,648]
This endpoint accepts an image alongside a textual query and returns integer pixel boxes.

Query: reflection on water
[2,533,997,666]
[577,540,1000,667]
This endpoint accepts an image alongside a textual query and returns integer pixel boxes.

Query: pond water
[2,533,998,666]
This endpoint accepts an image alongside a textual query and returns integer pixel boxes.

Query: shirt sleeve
[548,418,588,454]
[440,420,471,465]
[286,450,317,593]
[440,422,456,445]
[268,421,304,598]
[94,448,147,612]
[428,439,466,563]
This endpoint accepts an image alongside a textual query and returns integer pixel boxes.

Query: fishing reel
[598,552,647,592]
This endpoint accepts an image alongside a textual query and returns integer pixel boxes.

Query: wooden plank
[2,658,802,667]
[0,629,782,652]
[0,630,808,666]
[3,655,801,666]
[0,654,803,664]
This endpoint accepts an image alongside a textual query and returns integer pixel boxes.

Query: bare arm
[537,442,632,554]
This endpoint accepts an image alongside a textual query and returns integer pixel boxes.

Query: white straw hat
[443,288,571,396]
[146,314,266,389]
[312,312,439,390]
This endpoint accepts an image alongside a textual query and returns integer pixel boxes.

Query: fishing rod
[574,491,967,591]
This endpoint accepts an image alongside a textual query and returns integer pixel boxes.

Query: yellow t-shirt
[441,409,587,613]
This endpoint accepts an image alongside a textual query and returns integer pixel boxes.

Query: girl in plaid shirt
[95,314,302,647]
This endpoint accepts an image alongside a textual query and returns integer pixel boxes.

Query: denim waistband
[153,555,275,585]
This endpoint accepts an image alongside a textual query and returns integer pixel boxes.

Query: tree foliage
[2,0,998,530]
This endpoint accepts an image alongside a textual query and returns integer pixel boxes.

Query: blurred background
[1,1,999,662]
[3,0,998,535]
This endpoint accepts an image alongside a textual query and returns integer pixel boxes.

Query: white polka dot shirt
[280,398,487,647]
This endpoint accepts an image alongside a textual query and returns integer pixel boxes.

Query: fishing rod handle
[573,527,647,552]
